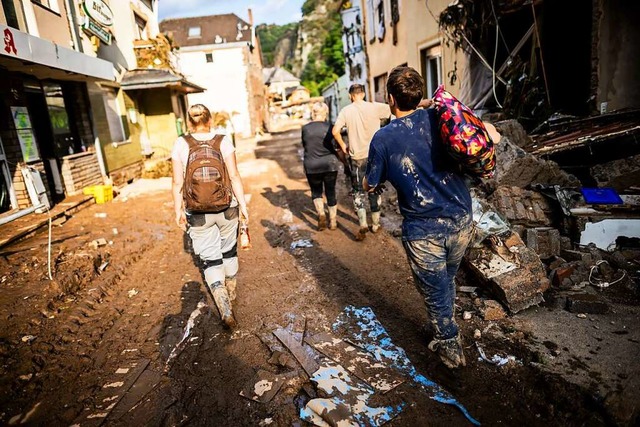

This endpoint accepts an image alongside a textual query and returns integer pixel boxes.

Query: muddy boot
[370,211,381,233]
[355,208,368,241]
[225,276,237,302]
[428,334,466,369]
[313,198,327,231]
[209,281,237,328]
[328,205,337,230]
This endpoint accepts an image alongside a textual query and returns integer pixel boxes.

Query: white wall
[80,0,159,71]
[179,46,252,137]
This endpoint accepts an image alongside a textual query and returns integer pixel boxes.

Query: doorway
[24,84,65,203]
[0,136,17,214]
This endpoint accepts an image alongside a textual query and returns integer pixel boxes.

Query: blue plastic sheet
[333,305,480,425]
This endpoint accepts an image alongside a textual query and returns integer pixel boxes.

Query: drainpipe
[0,205,44,226]
[64,0,84,52]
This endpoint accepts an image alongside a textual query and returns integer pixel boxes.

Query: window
[374,73,387,103]
[134,13,147,40]
[103,89,129,143]
[375,0,385,42]
[31,0,60,13]
[140,0,153,11]
[1,0,19,28]
[205,53,213,63]
[420,45,443,98]
[188,26,201,38]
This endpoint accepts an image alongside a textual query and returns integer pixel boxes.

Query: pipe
[0,205,44,226]
[64,0,83,53]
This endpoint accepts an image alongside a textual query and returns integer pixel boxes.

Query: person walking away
[171,104,249,328]
[302,102,340,230]
[364,67,473,368]
[332,84,391,241]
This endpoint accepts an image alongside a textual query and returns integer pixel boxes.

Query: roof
[121,69,205,93]
[527,110,640,156]
[264,67,300,85]
[159,14,251,47]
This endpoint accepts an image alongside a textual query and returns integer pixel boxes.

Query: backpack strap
[183,133,199,150]
[183,133,224,151]
[210,134,224,152]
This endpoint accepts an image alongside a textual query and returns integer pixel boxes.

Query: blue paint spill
[333,306,481,426]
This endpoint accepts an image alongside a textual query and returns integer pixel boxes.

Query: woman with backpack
[171,104,249,328]
[301,102,341,231]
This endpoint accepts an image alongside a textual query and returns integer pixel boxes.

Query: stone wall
[61,152,103,195]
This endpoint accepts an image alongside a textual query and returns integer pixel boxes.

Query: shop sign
[82,18,112,45]
[11,107,41,162]
[82,0,114,27]
[1,24,32,61]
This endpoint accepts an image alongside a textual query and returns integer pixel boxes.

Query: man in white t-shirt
[332,84,391,241]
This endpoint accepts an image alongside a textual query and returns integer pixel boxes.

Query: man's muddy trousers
[402,226,472,340]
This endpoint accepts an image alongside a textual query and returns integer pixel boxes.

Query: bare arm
[224,152,249,221]
[171,156,186,230]
[332,123,348,155]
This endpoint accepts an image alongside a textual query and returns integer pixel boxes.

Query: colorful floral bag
[432,85,496,178]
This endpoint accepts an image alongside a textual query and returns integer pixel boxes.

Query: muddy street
[0,130,631,426]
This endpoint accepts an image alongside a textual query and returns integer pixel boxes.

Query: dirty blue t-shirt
[365,108,472,240]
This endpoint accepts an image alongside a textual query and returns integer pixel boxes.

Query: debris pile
[461,119,640,318]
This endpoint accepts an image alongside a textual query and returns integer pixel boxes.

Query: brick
[566,293,609,314]
[526,227,561,259]
[560,249,593,264]
[551,265,576,288]
[465,231,550,313]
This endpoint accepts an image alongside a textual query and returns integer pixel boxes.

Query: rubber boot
[328,205,337,230]
[225,276,237,302]
[355,208,368,241]
[313,198,327,231]
[209,281,237,328]
[371,211,381,233]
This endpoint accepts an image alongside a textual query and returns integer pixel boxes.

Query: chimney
[247,8,254,26]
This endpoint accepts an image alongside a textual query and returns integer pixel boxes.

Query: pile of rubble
[462,120,640,317]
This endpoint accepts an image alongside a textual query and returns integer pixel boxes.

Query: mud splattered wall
[597,0,640,112]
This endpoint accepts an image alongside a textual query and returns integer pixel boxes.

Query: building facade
[360,0,464,104]
[74,0,201,183]
[0,0,114,220]
[160,13,267,138]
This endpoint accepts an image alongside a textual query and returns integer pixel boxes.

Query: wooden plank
[306,332,404,393]
[72,359,150,426]
[107,369,162,421]
[273,328,319,376]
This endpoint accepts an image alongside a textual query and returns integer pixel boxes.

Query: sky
[158,0,305,26]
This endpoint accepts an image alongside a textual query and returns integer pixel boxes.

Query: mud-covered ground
[0,130,638,426]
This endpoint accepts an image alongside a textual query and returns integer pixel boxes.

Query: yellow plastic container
[93,185,113,204]
[83,186,95,196]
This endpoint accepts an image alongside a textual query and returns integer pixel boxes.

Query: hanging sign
[82,18,112,44]
[82,0,114,27]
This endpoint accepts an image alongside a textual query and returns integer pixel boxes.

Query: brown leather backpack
[182,134,233,213]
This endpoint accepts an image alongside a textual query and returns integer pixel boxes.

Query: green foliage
[256,23,298,67]
[301,0,319,15]
[301,16,344,96]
